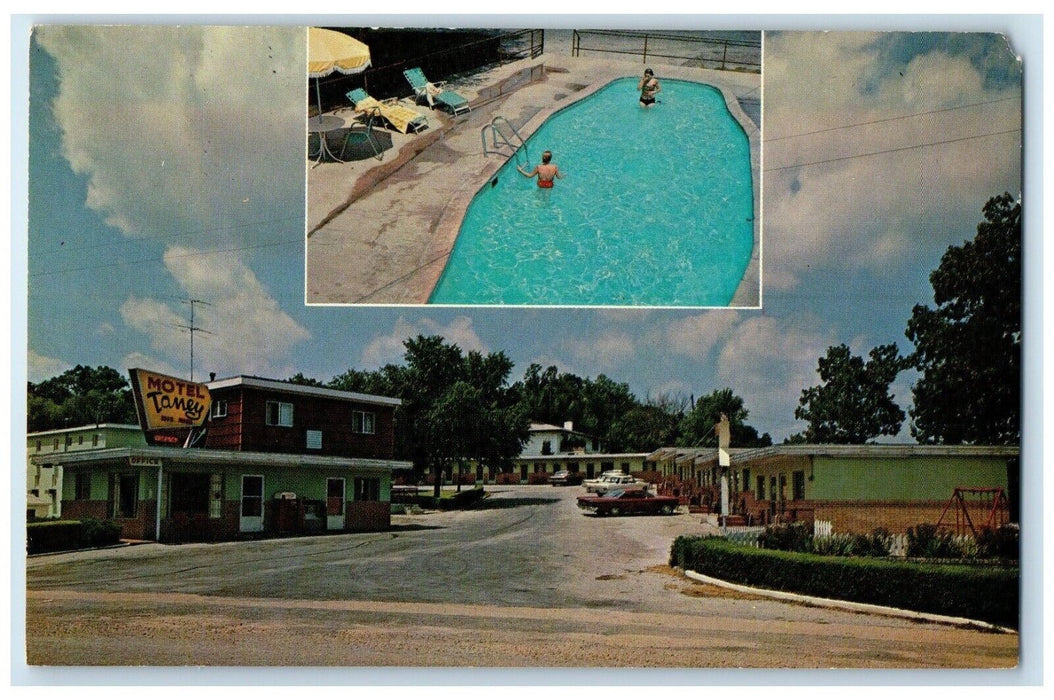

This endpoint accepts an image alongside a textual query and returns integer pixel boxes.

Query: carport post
[156,463,163,541]
[716,414,731,527]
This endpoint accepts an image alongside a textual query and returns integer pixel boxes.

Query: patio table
[308,114,346,166]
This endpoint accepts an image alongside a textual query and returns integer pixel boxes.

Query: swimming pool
[429,77,755,306]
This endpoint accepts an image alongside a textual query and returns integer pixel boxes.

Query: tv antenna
[175,298,213,381]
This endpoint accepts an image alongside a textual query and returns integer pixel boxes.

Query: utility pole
[176,299,213,382]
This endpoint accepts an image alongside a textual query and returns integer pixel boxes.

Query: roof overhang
[728,443,1021,467]
[31,446,411,473]
[207,375,401,408]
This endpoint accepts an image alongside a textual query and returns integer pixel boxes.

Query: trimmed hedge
[27,518,122,554]
[671,536,1019,629]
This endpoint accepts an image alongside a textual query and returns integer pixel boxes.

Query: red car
[576,488,679,516]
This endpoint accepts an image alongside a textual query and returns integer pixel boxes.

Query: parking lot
[24,485,1018,670]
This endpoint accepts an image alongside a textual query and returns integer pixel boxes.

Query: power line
[763,95,1020,143]
[764,128,1020,173]
[28,236,303,278]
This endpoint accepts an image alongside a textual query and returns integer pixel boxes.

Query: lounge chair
[403,67,471,116]
[339,107,384,161]
[345,88,428,135]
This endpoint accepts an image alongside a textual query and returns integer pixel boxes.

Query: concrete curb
[682,569,1016,634]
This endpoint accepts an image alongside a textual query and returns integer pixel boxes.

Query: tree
[905,193,1021,445]
[28,365,137,432]
[792,344,908,444]
[677,388,772,448]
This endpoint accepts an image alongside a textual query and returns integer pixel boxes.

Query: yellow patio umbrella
[308,27,371,114]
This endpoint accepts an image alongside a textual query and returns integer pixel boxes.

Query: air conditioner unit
[274,491,297,500]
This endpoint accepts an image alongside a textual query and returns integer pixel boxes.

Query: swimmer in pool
[639,68,661,107]
[518,150,563,188]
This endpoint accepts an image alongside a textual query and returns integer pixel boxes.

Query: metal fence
[571,29,761,73]
[312,29,544,114]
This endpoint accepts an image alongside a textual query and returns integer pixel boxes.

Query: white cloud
[763,32,1021,290]
[120,248,310,379]
[564,330,637,369]
[359,316,487,370]
[27,349,71,383]
[713,314,836,440]
[663,312,742,359]
[35,26,304,243]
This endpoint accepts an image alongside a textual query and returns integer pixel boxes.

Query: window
[92,434,99,447]
[352,411,375,435]
[306,430,323,450]
[170,473,210,515]
[110,473,139,518]
[265,401,293,427]
[75,473,91,500]
[211,400,228,418]
[756,475,765,501]
[354,477,380,501]
[541,440,552,455]
[53,438,59,450]
[209,474,224,519]
[78,435,84,445]
[792,470,806,501]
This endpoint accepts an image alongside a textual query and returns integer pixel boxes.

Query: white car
[583,472,644,494]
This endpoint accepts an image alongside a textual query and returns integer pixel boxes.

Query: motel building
[648,443,1019,533]
[30,374,411,543]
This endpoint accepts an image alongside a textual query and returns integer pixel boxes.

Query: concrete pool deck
[306,51,761,306]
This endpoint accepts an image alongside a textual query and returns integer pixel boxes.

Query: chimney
[209,372,216,382]
[564,421,573,432]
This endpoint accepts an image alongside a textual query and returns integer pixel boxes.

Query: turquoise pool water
[430,77,755,306]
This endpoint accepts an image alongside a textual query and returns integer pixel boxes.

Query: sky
[21,23,1025,443]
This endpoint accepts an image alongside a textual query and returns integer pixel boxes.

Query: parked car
[582,471,643,494]
[549,470,584,486]
[577,488,680,516]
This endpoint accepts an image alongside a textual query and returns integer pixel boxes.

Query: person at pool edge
[639,68,661,107]
[518,150,563,188]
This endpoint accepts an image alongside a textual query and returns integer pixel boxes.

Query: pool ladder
[481,116,528,168]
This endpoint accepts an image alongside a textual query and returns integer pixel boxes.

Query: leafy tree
[286,372,326,387]
[27,365,137,432]
[606,393,687,452]
[905,193,1021,444]
[792,343,909,444]
[677,388,772,448]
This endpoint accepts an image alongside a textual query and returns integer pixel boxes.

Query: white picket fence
[813,519,833,538]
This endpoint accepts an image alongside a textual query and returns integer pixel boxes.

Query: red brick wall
[812,501,949,534]
[206,387,396,458]
[60,500,107,521]
[346,501,390,531]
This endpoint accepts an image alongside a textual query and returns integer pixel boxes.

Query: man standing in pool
[639,68,661,107]
[518,150,563,189]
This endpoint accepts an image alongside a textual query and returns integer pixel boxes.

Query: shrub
[27,518,122,554]
[80,518,122,547]
[670,536,1018,628]
[852,528,893,558]
[758,522,813,552]
[976,524,1019,561]
[907,523,971,559]
[495,472,522,485]
[812,533,857,557]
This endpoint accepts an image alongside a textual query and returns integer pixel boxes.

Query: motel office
[32,376,411,542]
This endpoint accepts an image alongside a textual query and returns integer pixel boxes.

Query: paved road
[25,486,1018,669]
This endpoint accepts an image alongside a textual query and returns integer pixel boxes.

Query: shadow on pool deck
[306,52,761,307]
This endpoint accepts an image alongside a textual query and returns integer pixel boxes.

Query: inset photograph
[306,28,761,307]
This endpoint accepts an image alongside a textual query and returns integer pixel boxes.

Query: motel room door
[240,474,264,533]
[326,477,345,531]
